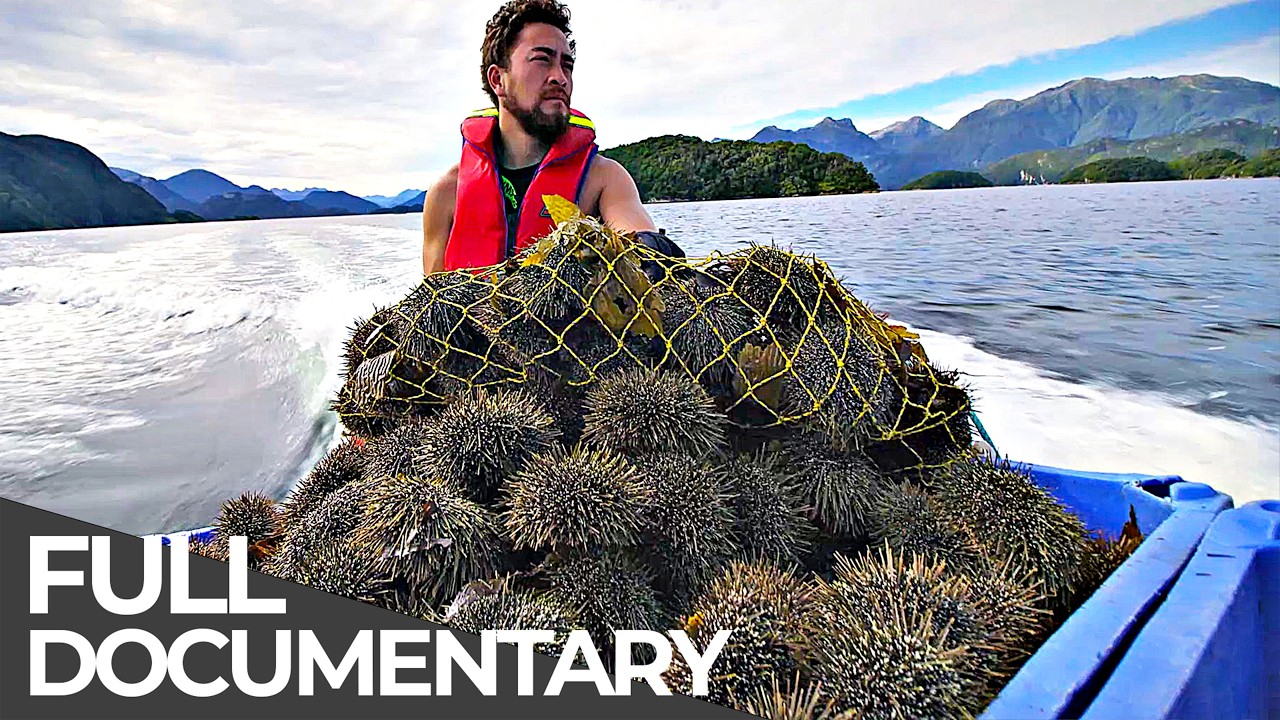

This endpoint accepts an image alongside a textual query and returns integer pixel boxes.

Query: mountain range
[105,168,424,220]
[751,75,1280,187]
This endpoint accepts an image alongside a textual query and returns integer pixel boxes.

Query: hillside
[112,168,200,213]
[300,190,379,214]
[984,120,1280,184]
[1168,149,1249,179]
[1225,148,1280,177]
[162,169,242,204]
[1,133,170,232]
[602,135,878,202]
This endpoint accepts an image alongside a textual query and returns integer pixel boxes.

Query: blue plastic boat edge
[981,466,1233,720]
[159,526,216,546]
[1081,500,1280,720]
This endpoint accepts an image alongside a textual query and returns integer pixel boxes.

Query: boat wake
[919,328,1279,504]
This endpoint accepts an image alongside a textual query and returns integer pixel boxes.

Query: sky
[2,0,1277,196]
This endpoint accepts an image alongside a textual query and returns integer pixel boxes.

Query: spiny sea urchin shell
[496,239,596,332]
[342,304,401,381]
[665,561,813,705]
[281,543,385,604]
[364,417,432,481]
[709,245,825,335]
[396,271,498,352]
[808,602,970,720]
[927,454,1086,603]
[503,446,650,554]
[557,321,659,383]
[1061,528,1142,623]
[518,368,586,445]
[393,273,525,399]
[658,273,762,387]
[545,552,667,667]
[867,481,986,573]
[332,351,405,439]
[275,479,372,574]
[211,492,282,568]
[186,534,221,561]
[416,387,559,503]
[730,674,839,720]
[963,559,1049,687]
[583,368,727,457]
[283,437,368,528]
[825,546,1041,694]
[781,424,883,537]
[444,579,580,658]
[635,451,738,600]
[352,474,504,613]
[783,319,900,438]
[721,452,814,567]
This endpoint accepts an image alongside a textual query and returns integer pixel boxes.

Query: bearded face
[502,93,569,145]
[494,22,575,146]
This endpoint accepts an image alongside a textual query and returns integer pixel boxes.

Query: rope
[970,410,999,456]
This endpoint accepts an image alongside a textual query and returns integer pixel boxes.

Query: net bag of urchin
[335,194,973,474]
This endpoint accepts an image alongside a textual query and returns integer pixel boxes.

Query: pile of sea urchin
[195,201,1143,718]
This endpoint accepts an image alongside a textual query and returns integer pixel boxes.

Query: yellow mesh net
[335,195,972,472]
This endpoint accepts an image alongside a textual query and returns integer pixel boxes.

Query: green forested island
[1170,148,1280,178]
[901,170,993,190]
[1060,157,1179,184]
[601,135,879,202]
[1060,149,1280,184]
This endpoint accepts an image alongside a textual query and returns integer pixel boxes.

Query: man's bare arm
[593,156,656,234]
[421,164,459,275]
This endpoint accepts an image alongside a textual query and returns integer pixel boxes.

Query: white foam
[916,328,1280,504]
[0,264,275,335]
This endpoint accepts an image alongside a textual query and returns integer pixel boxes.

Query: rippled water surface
[2,179,1277,533]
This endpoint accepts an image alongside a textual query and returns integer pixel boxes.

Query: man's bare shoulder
[581,155,634,213]
[431,163,460,196]
[591,155,631,182]
[424,163,460,217]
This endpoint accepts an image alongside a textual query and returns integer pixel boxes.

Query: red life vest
[444,107,598,271]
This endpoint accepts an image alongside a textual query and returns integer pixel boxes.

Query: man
[422,0,680,275]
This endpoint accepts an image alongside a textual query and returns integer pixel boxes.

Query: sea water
[1,178,1276,533]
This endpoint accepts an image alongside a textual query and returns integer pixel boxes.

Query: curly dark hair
[480,0,575,108]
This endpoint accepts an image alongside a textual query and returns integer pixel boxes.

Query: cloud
[0,0,1254,194]
[1104,34,1280,86]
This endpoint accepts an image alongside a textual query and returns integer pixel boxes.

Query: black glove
[632,228,686,282]
[633,228,685,259]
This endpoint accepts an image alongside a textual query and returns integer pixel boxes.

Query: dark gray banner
[0,498,748,719]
